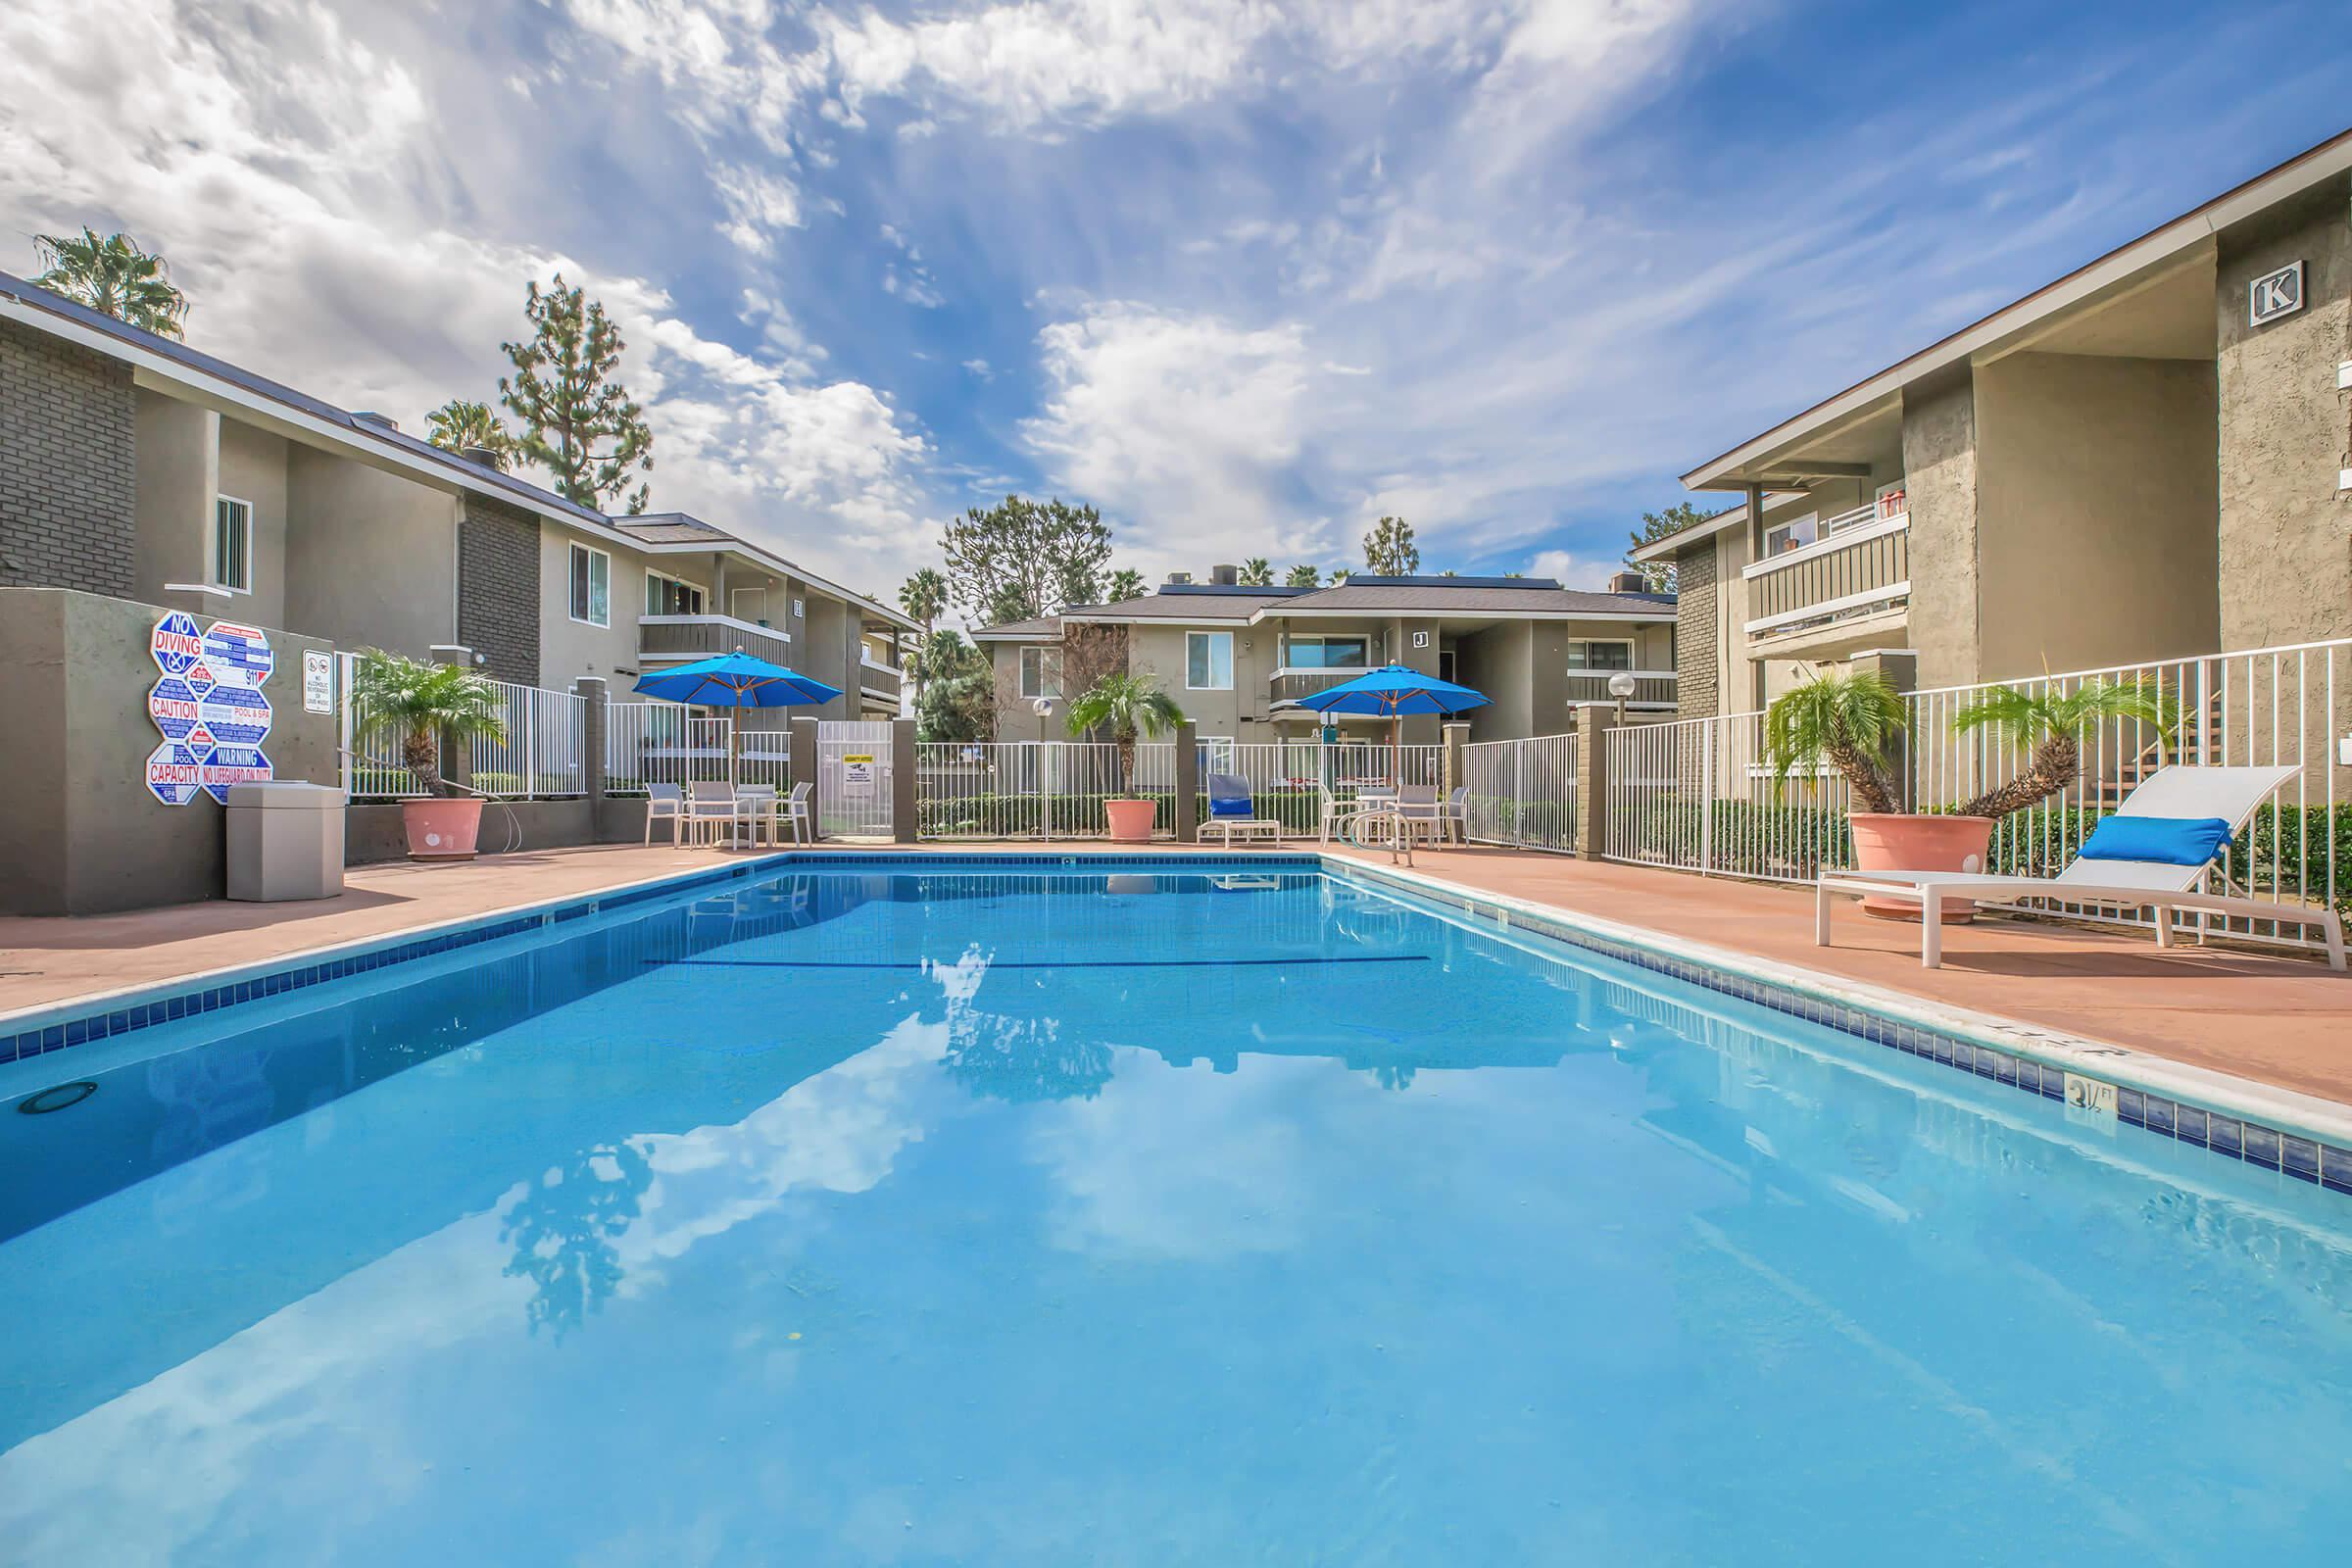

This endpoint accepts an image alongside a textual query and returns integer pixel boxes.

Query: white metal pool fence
[1462,733,1577,853]
[337,654,589,801]
[1602,634,2351,953]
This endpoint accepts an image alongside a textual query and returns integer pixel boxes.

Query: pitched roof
[613,514,734,546]
[1065,590,1293,623]
[1276,581,1674,616]
[970,614,1063,641]
[616,512,916,630]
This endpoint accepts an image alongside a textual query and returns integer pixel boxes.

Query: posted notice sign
[146,612,278,805]
[842,754,877,794]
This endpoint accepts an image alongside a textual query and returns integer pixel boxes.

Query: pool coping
[5,844,2348,1196]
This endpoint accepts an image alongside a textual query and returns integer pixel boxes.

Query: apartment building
[976,568,1676,747]
[0,269,910,711]
[1641,128,2352,717]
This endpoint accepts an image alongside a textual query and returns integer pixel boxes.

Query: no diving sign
[146,612,279,806]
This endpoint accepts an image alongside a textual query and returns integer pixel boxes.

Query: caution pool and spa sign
[144,612,276,806]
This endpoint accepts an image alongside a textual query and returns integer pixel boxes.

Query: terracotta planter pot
[1102,798,1157,843]
[1848,812,1994,922]
[402,796,485,861]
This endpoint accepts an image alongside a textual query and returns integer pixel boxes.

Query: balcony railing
[1268,665,1374,705]
[1564,670,1678,709]
[639,613,793,667]
[859,658,902,702]
[1742,502,1909,639]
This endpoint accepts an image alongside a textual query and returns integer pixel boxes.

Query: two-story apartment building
[0,269,911,711]
[1642,128,2352,717]
[976,568,1676,747]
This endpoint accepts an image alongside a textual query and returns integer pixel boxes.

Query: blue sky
[3,0,2348,610]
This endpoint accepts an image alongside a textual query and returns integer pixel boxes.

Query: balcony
[1268,666,1374,705]
[859,657,903,704]
[1742,499,1909,641]
[638,612,793,668]
[1563,670,1678,709]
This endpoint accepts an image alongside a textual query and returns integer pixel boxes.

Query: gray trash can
[225,782,347,902]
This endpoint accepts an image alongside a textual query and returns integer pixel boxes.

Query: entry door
[816,719,894,839]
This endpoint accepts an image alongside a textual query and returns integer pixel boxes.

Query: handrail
[1742,506,1908,580]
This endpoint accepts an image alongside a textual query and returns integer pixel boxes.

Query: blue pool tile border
[0,851,1323,1065]
[1332,859,2352,1200]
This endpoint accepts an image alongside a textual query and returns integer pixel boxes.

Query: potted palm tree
[1766,666,2174,921]
[349,650,509,860]
[1065,671,1185,842]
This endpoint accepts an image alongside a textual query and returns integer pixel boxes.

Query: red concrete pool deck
[3,840,2347,1109]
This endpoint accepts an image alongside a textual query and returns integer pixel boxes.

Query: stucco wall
[282,447,457,659]
[0,588,338,915]
[1974,351,2220,677]
[2215,188,2352,653]
[1900,370,1984,689]
[538,523,653,689]
[1128,621,1272,739]
[1455,621,1532,739]
[131,391,216,604]
[216,416,292,631]
[991,641,1059,742]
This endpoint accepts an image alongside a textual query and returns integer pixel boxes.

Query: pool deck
[3,840,2347,1107]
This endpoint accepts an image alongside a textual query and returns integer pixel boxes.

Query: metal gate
[817,720,894,838]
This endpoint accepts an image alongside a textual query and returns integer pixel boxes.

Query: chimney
[1209,563,1239,587]
[461,444,503,470]
[1164,570,1194,585]
[353,411,400,432]
[1608,569,1649,594]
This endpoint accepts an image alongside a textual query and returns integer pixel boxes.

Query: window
[1286,636,1368,669]
[1566,639,1635,671]
[1186,630,1234,690]
[212,496,251,592]
[645,570,706,616]
[1761,511,1818,558]
[569,543,611,626]
[1018,646,1063,701]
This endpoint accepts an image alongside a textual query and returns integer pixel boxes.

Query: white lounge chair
[1201,772,1281,846]
[1816,764,2347,970]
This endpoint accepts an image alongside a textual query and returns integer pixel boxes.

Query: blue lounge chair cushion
[1208,796,1254,817]
[2075,814,2234,866]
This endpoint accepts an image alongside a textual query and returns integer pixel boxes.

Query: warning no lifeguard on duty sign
[144,611,277,806]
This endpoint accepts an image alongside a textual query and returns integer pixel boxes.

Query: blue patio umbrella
[633,649,843,784]
[1294,664,1490,786]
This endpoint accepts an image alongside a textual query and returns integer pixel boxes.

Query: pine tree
[499,275,654,513]
[425,400,514,468]
[1363,515,1419,575]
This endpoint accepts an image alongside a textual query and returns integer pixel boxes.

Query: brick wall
[457,494,541,683]
[1674,540,1719,719]
[0,319,136,596]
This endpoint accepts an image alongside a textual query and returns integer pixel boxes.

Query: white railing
[1603,710,1854,883]
[739,729,792,791]
[337,654,585,800]
[916,741,1139,839]
[1463,733,1577,852]
[607,701,733,794]
[1602,635,2352,953]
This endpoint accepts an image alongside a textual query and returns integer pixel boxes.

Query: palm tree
[1065,671,1184,796]
[349,651,507,798]
[33,227,188,337]
[898,567,949,709]
[1285,564,1321,588]
[425,400,514,467]
[1239,558,1273,586]
[1950,678,2177,819]
[1104,567,1147,602]
[1762,667,1909,815]
[1328,567,1351,584]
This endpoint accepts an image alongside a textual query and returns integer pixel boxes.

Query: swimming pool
[3,858,2349,1563]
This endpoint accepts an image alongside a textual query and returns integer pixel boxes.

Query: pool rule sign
[145,612,276,806]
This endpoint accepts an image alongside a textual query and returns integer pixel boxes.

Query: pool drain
[16,1081,97,1115]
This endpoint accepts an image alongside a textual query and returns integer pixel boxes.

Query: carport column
[431,646,473,791]
[791,716,821,840]
[892,717,918,844]
[1848,649,1919,810]
[573,677,609,808]
[1574,703,1614,859]
[1441,721,1470,795]
[1174,720,1199,843]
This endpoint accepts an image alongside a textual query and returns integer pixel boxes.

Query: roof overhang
[1681,127,2352,491]
[1250,606,1677,623]
[627,538,915,631]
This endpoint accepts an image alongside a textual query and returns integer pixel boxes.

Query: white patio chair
[732,783,779,849]
[780,782,814,847]
[1816,764,2347,970]
[1201,772,1280,847]
[644,782,686,845]
[1324,784,1394,846]
[1394,784,1444,846]
[684,780,738,848]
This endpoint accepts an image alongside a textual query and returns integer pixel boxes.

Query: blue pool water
[2,863,2349,1564]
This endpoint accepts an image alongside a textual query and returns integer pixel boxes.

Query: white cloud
[1527,550,1621,591]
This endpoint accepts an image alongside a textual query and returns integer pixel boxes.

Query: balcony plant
[349,650,508,860]
[1065,670,1185,842]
